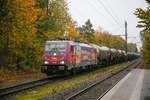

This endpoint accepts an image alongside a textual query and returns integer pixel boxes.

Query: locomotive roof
[46,40,74,43]
[46,40,77,45]
[46,40,92,48]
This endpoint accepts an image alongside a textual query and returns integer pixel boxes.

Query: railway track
[0,59,140,99]
[65,59,140,100]
[0,75,63,97]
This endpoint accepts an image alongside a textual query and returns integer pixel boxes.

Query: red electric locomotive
[41,40,97,75]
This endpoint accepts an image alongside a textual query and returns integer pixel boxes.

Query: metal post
[125,21,128,54]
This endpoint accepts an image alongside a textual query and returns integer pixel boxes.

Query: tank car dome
[99,46,110,51]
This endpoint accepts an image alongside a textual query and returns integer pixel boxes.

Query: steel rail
[96,60,140,100]
[65,59,140,100]
[0,75,60,97]
[0,59,140,98]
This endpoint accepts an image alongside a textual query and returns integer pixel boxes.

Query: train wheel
[70,68,76,75]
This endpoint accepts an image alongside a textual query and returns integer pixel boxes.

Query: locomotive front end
[41,41,68,75]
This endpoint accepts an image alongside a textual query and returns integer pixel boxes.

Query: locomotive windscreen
[44,42,66,55]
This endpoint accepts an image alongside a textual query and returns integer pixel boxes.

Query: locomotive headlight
[60,61,64,64]
[44,61,49,64]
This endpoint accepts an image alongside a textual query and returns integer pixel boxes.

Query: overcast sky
[68,0,148,50]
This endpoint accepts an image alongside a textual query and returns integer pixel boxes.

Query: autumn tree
[93,32,102,45]
[65,21,81,41]
[0,0,72,71]
[0,0,40,70]
[135,0,150,67]
[93,30,136,51]
[127,43,137,52]
[0,0,139,72]
[37,0,71,40]
[79,19,95,43]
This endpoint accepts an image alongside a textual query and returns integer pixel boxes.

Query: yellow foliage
[66,22,80,41]
[93,31,126,50]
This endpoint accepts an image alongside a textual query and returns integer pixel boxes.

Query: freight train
[41,40,140,76]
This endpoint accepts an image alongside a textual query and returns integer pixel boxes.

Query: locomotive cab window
[44,42,66,55]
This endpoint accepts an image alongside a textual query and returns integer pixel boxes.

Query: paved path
[100,69,150,100]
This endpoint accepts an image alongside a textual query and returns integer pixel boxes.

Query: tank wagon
[41,40,139,76]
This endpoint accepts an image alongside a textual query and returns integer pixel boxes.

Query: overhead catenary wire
[78,0,124,34]
[50,0,123,33]
[96,0,121,25]
[96,0,123,28]
[105,0,123,24]
[104,0,125,34]
[111,25,124,34]
[68,0,117,28]
[68,0,125,34]
[86,0,116,27]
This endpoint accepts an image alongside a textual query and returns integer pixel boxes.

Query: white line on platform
[100,72,132,100]
[130,70,144,100]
